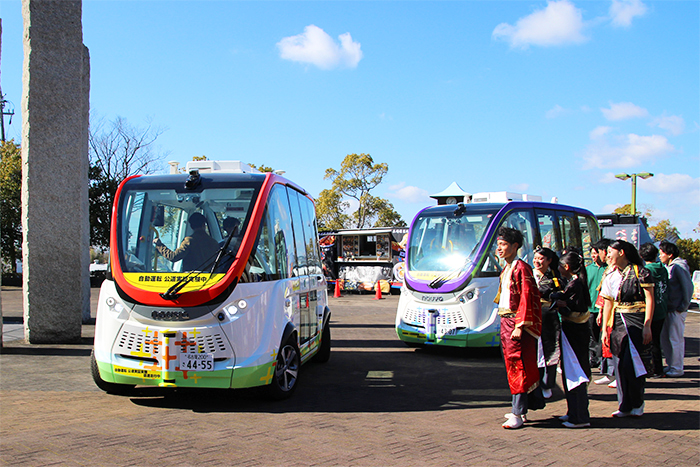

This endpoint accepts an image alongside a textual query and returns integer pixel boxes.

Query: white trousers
[660,310,687,372]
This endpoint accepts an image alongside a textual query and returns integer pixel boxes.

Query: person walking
[494,227,544,429]
[555,252,592,428]
[532,247,562,400]
[601,240,654,418]
[658,241,693,377]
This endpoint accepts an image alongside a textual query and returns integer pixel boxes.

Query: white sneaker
[608,380,617,388]
[594,376,611,385]
[504,413,528,422]
[558,415,569,422]
[664,369,684,377]
[630,403,645,417]
[542,388,552,399]
[612,410,631,418]
[502,415,524,429]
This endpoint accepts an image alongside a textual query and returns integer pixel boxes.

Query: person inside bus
[215,216,242,273]
[553,252,592,428]
[601,240,654,418]
[153,212,220,272]
[532,247,562,400]
[494,227,544,429]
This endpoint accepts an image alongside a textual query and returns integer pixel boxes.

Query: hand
[602,329,609,347]
[642,324,652,345]
[596,313,602,326]
[153,238,161,246]
[511,326,522,340]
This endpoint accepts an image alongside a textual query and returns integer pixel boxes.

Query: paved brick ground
[1,287,699,466]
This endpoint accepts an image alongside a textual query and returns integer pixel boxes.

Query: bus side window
[578,214,599,264]
[503,209,536,265]
[299,193,323,275]
[536,210,560,253]
[288,189,309,277]
[248,185,295,282]
[557,212,578,253]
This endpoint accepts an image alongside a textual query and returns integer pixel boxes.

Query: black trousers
[588,312,602,368]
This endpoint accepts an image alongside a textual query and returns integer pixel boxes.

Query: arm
[642,287,654,345]
[601,298,613,347]
[155,237,191,263]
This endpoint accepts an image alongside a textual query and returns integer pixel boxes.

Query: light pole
[615,172,653,216]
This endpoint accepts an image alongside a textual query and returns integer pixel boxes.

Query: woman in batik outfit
[532,248,562,399]
[495,227,543,429]
[555,252,592,428]
[601,240,654,418]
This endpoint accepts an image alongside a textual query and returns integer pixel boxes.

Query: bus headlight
[224,305,238,319]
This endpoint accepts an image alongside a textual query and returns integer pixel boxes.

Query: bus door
[287,188,320,346]
[576,213,600,263]
[535,209,562,254]
[500,209,537,265]
[556,210,581,253]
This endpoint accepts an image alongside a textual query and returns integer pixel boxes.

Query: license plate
[180,353,214,371]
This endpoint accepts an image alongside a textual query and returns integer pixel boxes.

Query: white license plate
[180,353,214,371]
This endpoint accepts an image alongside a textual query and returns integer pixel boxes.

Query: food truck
[320,228,408,293]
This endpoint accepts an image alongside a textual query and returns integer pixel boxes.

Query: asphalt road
[1,287,699,466]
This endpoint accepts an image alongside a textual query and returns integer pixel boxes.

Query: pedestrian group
[495,226,694,429]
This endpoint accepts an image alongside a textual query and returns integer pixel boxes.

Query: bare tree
[89,115,169,247]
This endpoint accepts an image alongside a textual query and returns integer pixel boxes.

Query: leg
[650,318,664,376]
[664,311,687,375]
[589,312,601,369]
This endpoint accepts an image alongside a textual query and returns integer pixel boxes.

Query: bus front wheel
[90,350,136,396]
[266,339,300,400]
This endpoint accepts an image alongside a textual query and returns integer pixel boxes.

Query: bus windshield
[407,207,498,278]
[118,182,260,277]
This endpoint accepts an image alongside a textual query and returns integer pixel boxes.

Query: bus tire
[313,322,331,363]
[90,350,136,396]
[266,339,300,400]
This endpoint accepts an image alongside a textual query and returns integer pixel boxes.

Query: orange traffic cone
[373,280,383,300]
[334,280,341,298]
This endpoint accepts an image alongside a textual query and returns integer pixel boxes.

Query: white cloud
[590,126,612,139]
[609,0,647,27]
[601,101,649,121]
[492,0,588,49]
[583,132,674,169]
[640,173,700,194]
[277,25,363,70]
[650,114,685,136]
[387,183,430,203]
[545,104,569,119]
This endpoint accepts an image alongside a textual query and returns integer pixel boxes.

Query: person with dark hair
[586,239,611,373]
[639,242,668,377]
[154,212,220,271]
[601,240,654,418]
[532,247,562,399]
[494,226,544,429]
[554,252,592,428]
[658,240,693,377]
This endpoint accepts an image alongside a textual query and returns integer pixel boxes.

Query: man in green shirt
[639,242,668,378]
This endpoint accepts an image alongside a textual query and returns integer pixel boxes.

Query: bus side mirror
[153,205,165,227]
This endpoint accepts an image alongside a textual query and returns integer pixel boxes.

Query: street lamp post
[615,172,654,216]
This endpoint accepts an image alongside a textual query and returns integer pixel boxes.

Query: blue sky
[1,0,698,238]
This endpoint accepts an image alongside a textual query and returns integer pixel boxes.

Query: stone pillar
[21,0,90,343]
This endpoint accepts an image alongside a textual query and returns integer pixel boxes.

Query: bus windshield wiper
[428,258,472,289]
[160,233,237,301]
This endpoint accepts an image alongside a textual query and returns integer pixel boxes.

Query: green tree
[677,238,700,272]
[648,219,681,242]
[613,204,653,217]
[89,116,168,247]
[0,140,22,273]
[316,189,350,230]
[248,163,274,173]
[321,153,404,229]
